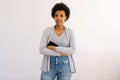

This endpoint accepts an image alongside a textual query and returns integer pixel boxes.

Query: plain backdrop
[0,0,120,80]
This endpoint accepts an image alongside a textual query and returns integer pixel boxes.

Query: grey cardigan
[39,26,76,73]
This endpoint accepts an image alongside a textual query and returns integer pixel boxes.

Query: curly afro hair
[51,2,70,21]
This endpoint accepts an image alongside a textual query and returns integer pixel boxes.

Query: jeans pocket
[60,60,70,72]
[63,60,69,65]
[62,60,70,69]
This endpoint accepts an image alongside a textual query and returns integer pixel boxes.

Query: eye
[55,14,58,17]
[60,14,63,17]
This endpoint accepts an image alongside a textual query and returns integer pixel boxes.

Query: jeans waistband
[50,56,68,62]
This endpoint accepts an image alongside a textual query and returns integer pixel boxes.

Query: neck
[55,25,64,30]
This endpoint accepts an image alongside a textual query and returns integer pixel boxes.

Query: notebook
[47,41,58,46]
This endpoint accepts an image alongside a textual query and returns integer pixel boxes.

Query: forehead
[55,10,65,14]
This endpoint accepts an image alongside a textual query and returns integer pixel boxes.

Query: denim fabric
[41,56,72,80]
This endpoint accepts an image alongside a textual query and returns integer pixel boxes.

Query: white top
[39,26,76,73]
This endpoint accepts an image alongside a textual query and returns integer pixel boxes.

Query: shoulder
[65,27,74,35]
[43,27,52,32]
[43,26,54,34]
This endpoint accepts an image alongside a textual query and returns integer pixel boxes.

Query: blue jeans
[41,56,72,80]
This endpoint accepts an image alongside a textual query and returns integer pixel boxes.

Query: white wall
[0,0,120,80]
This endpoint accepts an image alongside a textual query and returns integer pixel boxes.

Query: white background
[0,0,120,80]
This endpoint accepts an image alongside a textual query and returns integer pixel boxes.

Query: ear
[65,16,67,21]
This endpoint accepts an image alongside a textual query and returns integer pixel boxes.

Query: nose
[56,16,61,20]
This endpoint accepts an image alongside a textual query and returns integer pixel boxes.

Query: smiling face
[54,10,67,27]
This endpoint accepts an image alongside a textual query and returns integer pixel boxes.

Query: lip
[56,21,61,23]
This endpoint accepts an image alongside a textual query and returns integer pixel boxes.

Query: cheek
[63,18,66,22]
[54,18,57,21]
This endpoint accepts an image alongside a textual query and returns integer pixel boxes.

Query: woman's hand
[60,52,68,56]
[47,46,56,51]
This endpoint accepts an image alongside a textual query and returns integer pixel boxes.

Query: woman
[40,2,76,80]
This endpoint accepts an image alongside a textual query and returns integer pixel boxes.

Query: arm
[55,30,76,55]
[47,46,69,56]
[48,29,76,56]
[39,28,60,56]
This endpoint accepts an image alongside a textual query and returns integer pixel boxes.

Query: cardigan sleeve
[39,27,60,56]
[55,29,76,55]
